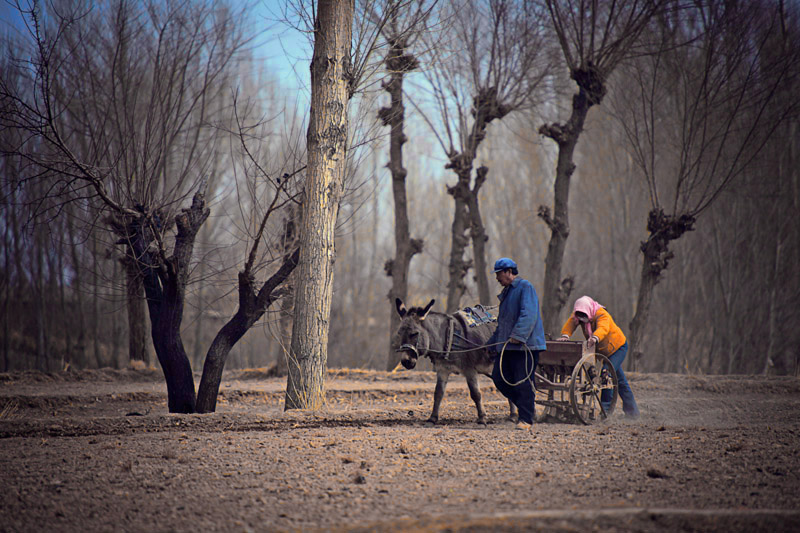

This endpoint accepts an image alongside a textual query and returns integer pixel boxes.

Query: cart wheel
[569,352,618,424]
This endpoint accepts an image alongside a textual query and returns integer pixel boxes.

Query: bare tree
[375,0,434,370]
[612,0,800,363]
[538,0,664,335]
[285,0,355,410]
[417,0,551,313]
[1,0,301,412]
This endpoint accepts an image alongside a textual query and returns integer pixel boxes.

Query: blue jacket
[487,277,547,352]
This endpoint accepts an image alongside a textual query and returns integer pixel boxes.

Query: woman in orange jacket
[559,295,639,418]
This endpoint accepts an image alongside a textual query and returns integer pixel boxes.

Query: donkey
[394,298,517,425]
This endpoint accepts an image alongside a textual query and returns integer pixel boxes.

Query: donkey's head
[394,298,436,369]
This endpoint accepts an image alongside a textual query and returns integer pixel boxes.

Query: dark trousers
[492,348,539,424]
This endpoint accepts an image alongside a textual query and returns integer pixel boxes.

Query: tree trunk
[33,225,47,370]
[123,256,149,366]
[762,230,783,375]
[467,166,491,306]
[91,231,102,368]
[285,0,352,410]
[539,89,592,336]
[2,193,11,371]
[66,212,87,367]
[628,250,659,371]
[192,258,206,370]
[382,37,422,370]
[57,234,70,370]
[126,190,210,413]
[628,209,695,370]
[274,278,293,376]
[111,257,122,368]
[445,180,471,314]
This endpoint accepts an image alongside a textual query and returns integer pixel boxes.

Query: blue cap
[493,257,517,272]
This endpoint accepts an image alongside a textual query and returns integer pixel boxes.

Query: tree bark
[539,88,592,336]
[381,35,422,370]
[91,231,102,368]
[285,0,352,410]
[274,277,293,376]
[2,191,11,371]
[445,176,472,314]
[628,250,659,373]
[123,256,149,366]
[467,166,491,306]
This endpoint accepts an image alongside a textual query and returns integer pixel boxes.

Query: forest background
[1,0,798,383]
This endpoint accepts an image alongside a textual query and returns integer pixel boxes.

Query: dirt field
[1,367,800,532]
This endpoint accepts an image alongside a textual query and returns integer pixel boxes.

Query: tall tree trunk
[192,258,206,370]
[33,225,47,370]
[58,235,70,370]
[466,166,491,306]
[111,256,122,368]
[381,36,422,370]
[762,225,784,374]
[628,250,659,373]
[274,278,293,376]
[123,256,149,366]
[2,193,11,371]
[91,231,102,368]
[273,206,298,377]
[445,179,471,314]
[66,211,87,367]
[538,88,593,336]
[285,0,352,410]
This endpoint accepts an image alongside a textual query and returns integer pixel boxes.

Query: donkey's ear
[420,299,436,320]
[395,298,407,318]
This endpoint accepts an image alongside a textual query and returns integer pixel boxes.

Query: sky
[0,0,311,92]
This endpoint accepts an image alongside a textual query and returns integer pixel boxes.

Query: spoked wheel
[569,352,618,424]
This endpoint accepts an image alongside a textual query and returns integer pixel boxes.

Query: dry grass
[0,400,19,419]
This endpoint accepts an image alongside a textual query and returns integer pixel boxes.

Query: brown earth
[1,367,800,532]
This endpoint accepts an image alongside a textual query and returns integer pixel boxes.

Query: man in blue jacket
[487,257,546,431]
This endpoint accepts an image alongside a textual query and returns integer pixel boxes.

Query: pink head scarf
[572,296,605,338]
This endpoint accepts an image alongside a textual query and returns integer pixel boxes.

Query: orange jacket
[560,308,626,356]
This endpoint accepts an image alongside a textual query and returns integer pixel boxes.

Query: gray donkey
[394,298,517,424]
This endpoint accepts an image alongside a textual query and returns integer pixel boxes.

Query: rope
[498,339,536,387]
[420,340,505,355]
[397,333,536,387]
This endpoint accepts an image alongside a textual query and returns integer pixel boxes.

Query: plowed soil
[1,368,800,532]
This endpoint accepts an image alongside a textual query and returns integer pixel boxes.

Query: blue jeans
[492,349,539,424]
[601,342,639,416]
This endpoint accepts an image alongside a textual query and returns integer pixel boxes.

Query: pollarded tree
[375,0,435,370]
[538,0,665,335]
[418,0,551,313]
[612,0,800,365]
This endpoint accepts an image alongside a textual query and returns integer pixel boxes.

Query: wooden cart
[534,340,619,424]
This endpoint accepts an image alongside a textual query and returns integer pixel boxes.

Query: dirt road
[1,368,799,532]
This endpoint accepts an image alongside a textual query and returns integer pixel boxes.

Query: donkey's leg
[427,371,450,424]
[464,371,487,425]
[507,399,519,423]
